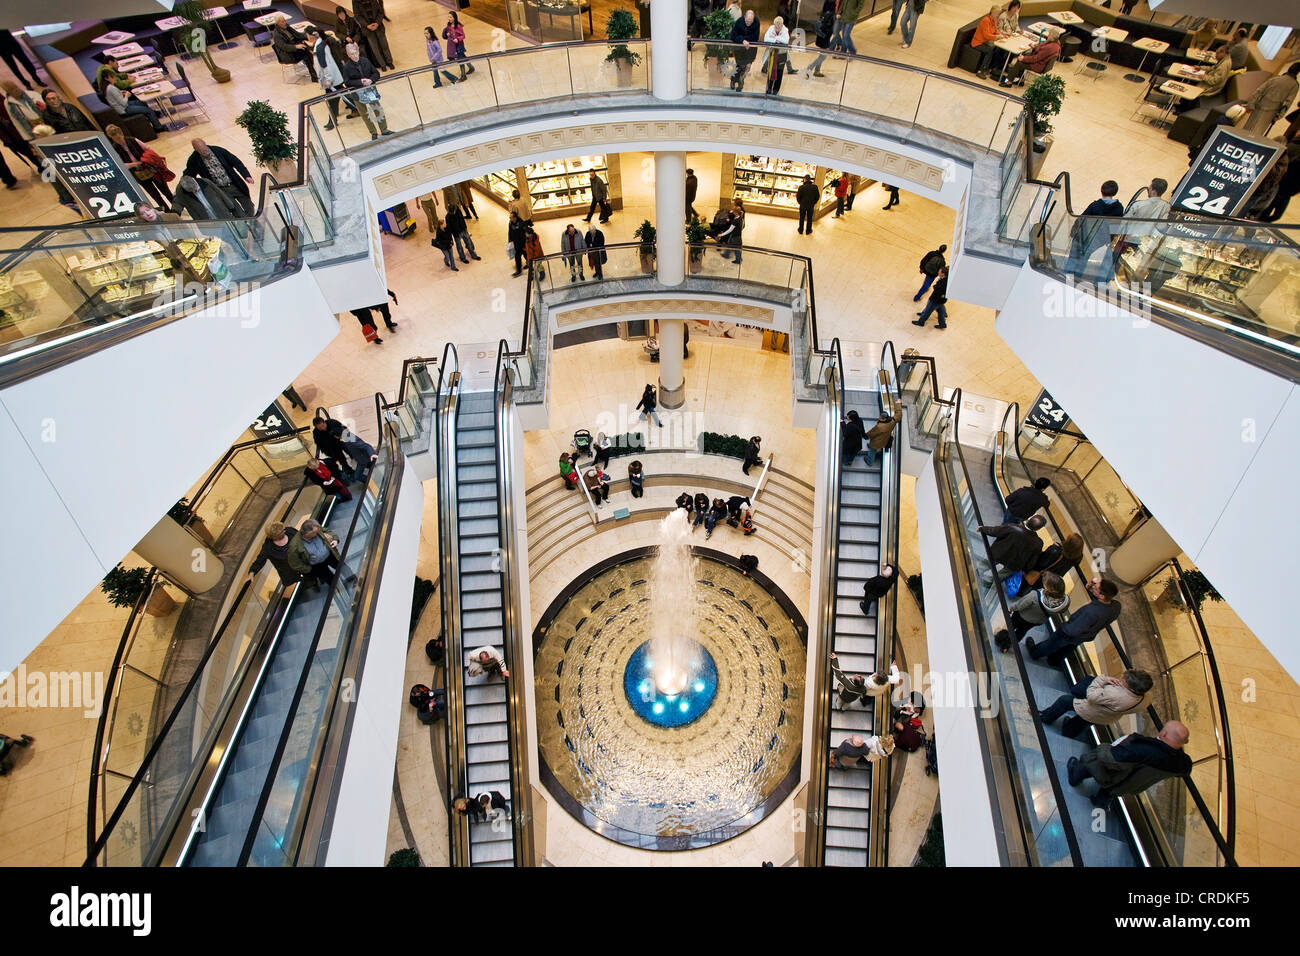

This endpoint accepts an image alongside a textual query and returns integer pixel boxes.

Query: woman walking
[443,13,476,81]
[105,123,175,207]
[636,384,663,428]
[424,26,460,87]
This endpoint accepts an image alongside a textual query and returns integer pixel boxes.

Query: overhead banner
[32,131,149,221]
[1025,388,1071,433]
[1171,127,1284,218]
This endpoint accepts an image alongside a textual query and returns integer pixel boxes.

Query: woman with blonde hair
[971,5,1004,79]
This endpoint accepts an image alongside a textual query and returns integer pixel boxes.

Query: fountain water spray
[649,508,698,696]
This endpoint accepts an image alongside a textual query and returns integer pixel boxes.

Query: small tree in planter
[605,8,642,86]
[168,497,215,547]
[686,215,708,272]
[701,8,736,84]
[386,848,421,867]
[172,0,232,83]
[101,565,176,617]
[1164,568,1223,614]
[1022,74,1065,175]
[236,100,298,183]
[634,219,656,274]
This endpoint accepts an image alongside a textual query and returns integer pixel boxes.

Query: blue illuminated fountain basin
[622,639,718,728]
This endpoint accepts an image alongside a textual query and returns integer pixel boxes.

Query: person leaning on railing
[1067,720,1191,809]
[287,518,349,590]
[247,521,301,587]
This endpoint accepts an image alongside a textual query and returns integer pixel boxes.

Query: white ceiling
[8,2,171,33]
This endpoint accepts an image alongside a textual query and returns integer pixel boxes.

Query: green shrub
[101,565,151,610]
[916,813,945,867]
[605,432,646,460]
[386,848,421,867]
[699,432,751,459]
[604,8,642,66]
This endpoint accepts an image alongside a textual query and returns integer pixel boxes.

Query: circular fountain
[532,509,807,850]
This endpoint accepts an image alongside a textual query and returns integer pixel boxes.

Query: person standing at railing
[560,222,586,281]
[353,0,394,71]
[1026,576,1122,666]
[832,0,864,55]
[342,42,393,140]
[423,25,461,88]
[584,222,606,279]
[1065,180,1124,281]
[1067,720,1191,809]
[761,17,790,96]
[1039,669,1152,739]
[307,27,347,131]
[729,9,761,92]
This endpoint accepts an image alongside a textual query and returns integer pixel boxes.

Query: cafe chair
[167,61,210,123]
[244,22,275,63]
[1076,59,1108,81]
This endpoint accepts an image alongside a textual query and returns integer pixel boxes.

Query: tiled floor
[5,0,1298,866]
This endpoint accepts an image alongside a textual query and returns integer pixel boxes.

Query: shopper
[559,452,579,489]
[350,306,384,344]
[508,211,528,276]
[97,79,166,134]
[1040,670,1152,739]
[762,17,790,96]
[184,138,254,214]
[899,0,924,49]
[636,383,663,428]
[795,174,819,234]
[419,192,438,232]
[443,13,475,81]
[717,198,746,263]
[1006,571,1069,639]
[423,25,460,87]
[805,1,835,77]
[288,518,347,588]
[509,188,532,226]
[686,167,699,220]
[313,416,358,482]
[105,124,174,207]
[1067,720,1191,808]
[306,27,347,130]
[560,222,586,281]
[0,108,37,178]
[829,654,871,709]
[742,435,763,475]
[840,409,867,465]
[859,564,898,616]
[247,521,301,586]
[431,218,458,271]
[468,646,508,680]
[730,9,761,92]
[523,223,545,275]
[832,172,852,217]
[833,0,864,55]
[445,205,480,264]
[272,15,319,82]
[913,244,947,301]
[911,267,948,328]
[368,294,399,334]
[333,5,361,46]
[739,553,759,575]
[352,0,393,71]
[978,514,1046,575]
[342,42,393,140]
[583,170,610,224]
[628,459,645,498]
[864,412,900,466]
[1004,476,1051,522]
[882,182,901,210]
[0,29,40,90]
[1066,180,1124,279]
[40,90,91,134]
[584,222,606,279]
[1027,577,1122,666]
[830,733,895,768]
[173,174,247,226]
[304,459,353,501]
[456,181,478,220]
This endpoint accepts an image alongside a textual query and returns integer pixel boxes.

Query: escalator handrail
[494,338,532,865]
[994,403,1236,864]
[86,472,317,865]
[228,404,396,865]
[946,389,1085,866]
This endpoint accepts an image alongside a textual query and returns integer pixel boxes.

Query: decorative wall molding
[371,119,947,201]
[553,297,774,328]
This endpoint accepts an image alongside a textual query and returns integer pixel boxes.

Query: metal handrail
[494,339,533,866]
[433,341,470,867]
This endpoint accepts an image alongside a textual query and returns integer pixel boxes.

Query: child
[740,509,756,536]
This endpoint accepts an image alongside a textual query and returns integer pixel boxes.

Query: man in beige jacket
[1038,669,1153,738]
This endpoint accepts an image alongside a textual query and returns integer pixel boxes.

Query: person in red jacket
[832,174,850,218]
[1001,29,1061,87]
[305,458,353,500]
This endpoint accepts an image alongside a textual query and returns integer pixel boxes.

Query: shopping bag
[362,323,378,342]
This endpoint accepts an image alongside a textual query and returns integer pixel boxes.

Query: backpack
[817,11,834,40]
[913,0,927,12]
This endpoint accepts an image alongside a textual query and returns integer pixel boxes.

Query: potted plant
[168,497,215,547]
[686,215,708,273]
[605,8,642,87]
[101,565,176,617]
[236,100,298,183]
[172,0,232,83]
[701,8,736,86]
[1021,74,1065,177]
[1179,568,1223,613]
[634,219,656,273]
[386,848,421,867]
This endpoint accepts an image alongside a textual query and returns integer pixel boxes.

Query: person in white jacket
[306,26,347,131]
[830,733,896,768]
[761,17,790,95]
[468,646,509,680]
[1039,670,1152,738]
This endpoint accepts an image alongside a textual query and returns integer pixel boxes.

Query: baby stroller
[573,429,593,460]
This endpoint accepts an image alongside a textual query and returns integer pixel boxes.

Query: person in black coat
[741,435,763,475]
[508,211,529,277]
[1004,476,1051,523]
[677,491,694,513]
[341,43,392,139]
[584,223,606,279]
[859,564,897,615]
[796,173,819,235]
[840,410,867,466]
[184,139,254,209]
[272,15,319,81]
[636,384,662,427]
[692,492,710,529]
[730,10,761,91]
[978,516,1047,574]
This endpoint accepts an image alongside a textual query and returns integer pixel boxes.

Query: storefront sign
[1171,127,1284,218]
[32,131,148,221]
[1025,388,1070,433]
[251,401,296,439]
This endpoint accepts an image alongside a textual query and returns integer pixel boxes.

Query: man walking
[796,173,819,234]
[583,170,609,223]
[913,244,947,301]
[912,267,948,328]
[445,204,480,264]
[833,0,865,55]
[686,167,699,221]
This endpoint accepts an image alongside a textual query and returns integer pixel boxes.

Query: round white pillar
[1110,517,1180,586]
[650,0,688,101]
[135,515,225,594]
[655,151,686,287]
[658,319,686,409]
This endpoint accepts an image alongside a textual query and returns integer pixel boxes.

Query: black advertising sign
[1025,388,1070,433]
[1171,127,1284,218]
[251,402,296,439]
[32,131,148,221]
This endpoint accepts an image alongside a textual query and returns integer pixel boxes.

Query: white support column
[655,151,686,287]
[658,319,686,409]
[649,0,688,101]
[135,516,224,594]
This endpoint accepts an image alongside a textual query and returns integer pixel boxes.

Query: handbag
[1004,571,1025,597]
[358,86,380,104]
[131,166,156,181]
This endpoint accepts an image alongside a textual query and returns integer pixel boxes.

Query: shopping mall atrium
[0,0,1296,875]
